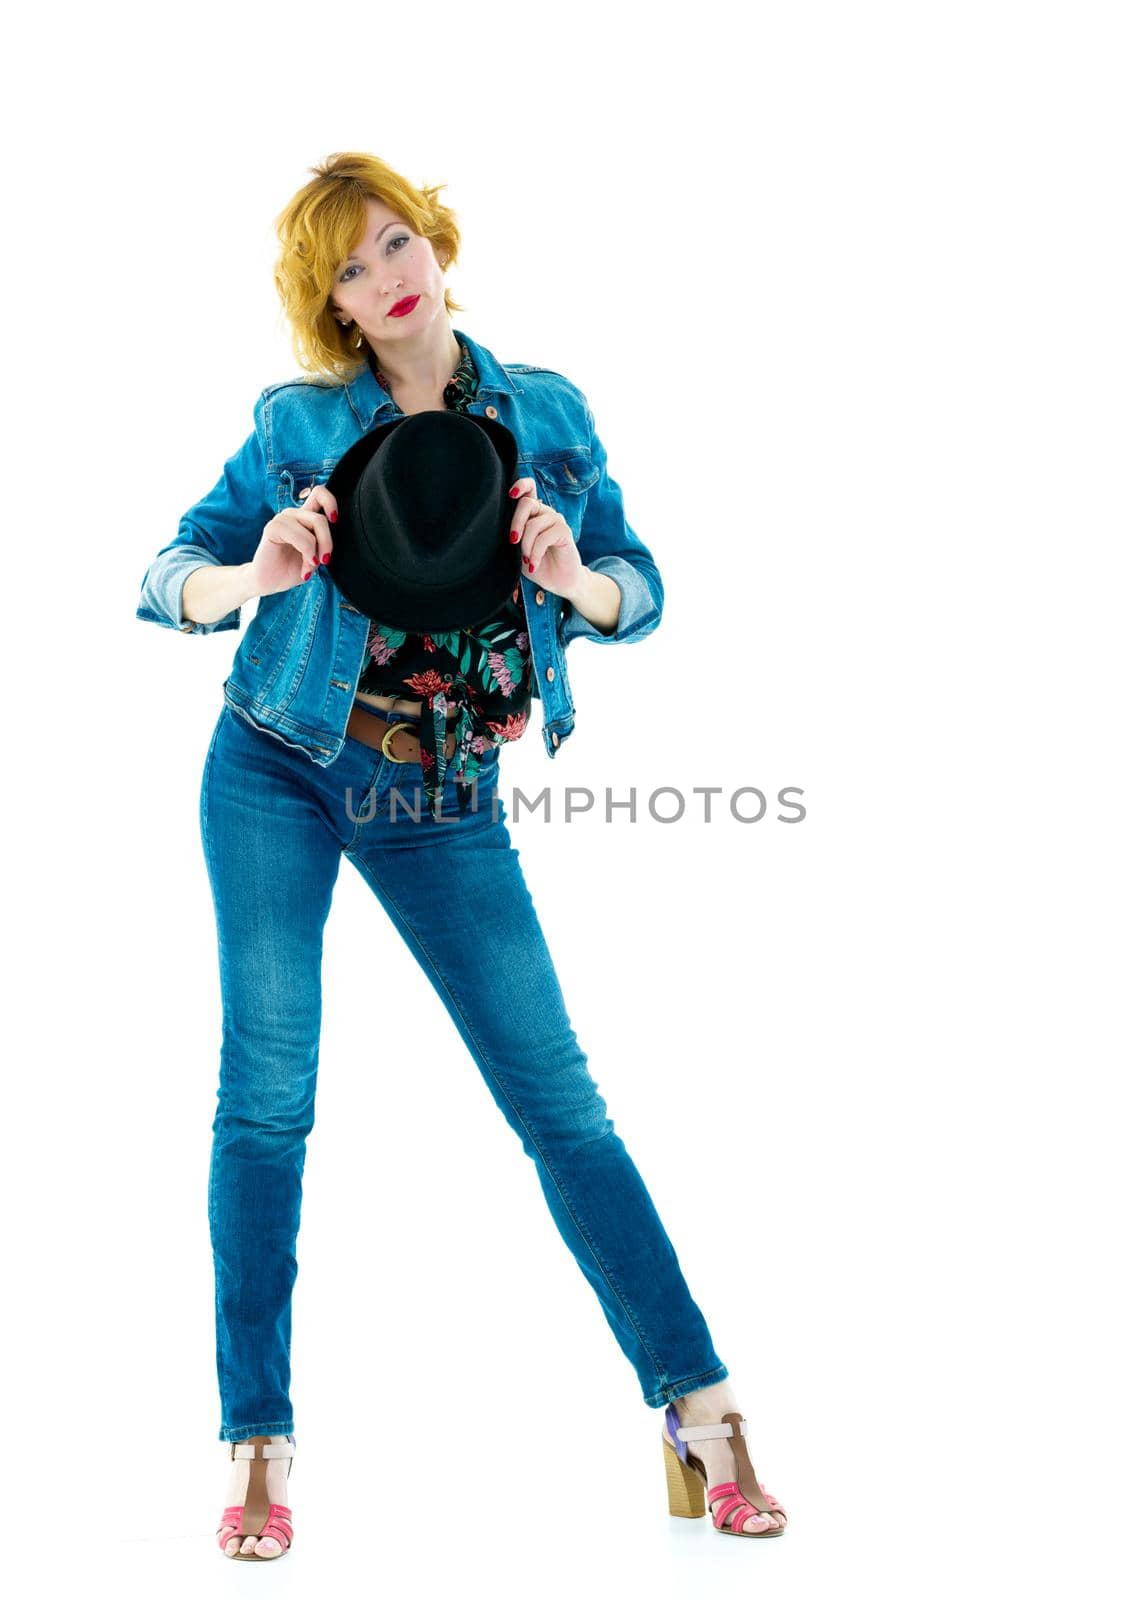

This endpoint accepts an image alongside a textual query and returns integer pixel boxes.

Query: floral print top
[357,332,532,815]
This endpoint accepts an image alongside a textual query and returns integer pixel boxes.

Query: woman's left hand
[507,477,584,601]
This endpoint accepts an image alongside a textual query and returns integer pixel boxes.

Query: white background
[4,2,1139,1595]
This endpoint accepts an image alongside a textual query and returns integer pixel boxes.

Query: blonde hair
[272,151,466,385]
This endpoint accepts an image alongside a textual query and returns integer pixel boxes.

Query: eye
[339,236,409,283]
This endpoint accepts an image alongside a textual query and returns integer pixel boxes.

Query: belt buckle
[380,720,418,761]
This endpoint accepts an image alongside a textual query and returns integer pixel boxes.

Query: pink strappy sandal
[216,1434,295,1559]
[662,1406,787,1537]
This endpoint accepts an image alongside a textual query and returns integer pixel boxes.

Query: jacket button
[545,666,555,682]
[552,731,560,746]
[535,589,545,605]
[484,405,498,419]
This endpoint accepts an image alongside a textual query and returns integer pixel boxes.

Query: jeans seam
[344,847,669,1383]
[201,715,228,1410]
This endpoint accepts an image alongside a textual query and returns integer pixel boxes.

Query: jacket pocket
[276,462,339,512]
[531,452,600,539]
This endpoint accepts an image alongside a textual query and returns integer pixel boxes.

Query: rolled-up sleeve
[135,393,271,635]
[557,398,664,649]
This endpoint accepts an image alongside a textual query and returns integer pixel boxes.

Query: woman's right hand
[250,484,339,596]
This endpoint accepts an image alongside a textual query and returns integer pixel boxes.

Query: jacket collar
[344,325,522,427]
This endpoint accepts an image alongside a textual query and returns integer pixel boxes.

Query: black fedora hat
[324,410,522,632]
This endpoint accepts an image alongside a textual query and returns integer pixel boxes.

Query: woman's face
[328,195,449,348]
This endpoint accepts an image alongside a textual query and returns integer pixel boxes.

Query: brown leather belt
[346,704,458,764]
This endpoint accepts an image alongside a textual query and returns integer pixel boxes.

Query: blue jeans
[199,699,729,1442]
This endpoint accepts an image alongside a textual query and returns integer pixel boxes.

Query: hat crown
[324,407,522,631]
[355,411,500,585]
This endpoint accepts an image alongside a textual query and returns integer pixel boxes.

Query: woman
[136,152,787,1556]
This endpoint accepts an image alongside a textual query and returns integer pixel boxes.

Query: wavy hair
[271,152,465,385]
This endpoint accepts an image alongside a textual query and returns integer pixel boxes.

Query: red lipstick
[388,295,420,317]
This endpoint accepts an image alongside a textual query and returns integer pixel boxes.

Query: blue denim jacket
[136,328,664,765]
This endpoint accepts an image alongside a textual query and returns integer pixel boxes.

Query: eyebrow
[345,221,405,263]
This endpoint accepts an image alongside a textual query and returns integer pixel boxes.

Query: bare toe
[255,1535,284,1558]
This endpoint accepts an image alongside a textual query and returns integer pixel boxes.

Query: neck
[368,324,463,394]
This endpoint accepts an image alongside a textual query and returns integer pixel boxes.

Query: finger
[274,509,324,573]
[299,482,339,523]
[266,519,319,582]
[509,492,541,546]
[523,524,565,575]
[295,491,335,564]
[508,476,536,504]
[292,507,336,569]
[519,507,559,567]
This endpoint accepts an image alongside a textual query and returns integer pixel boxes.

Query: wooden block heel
[662,1432,708,1517]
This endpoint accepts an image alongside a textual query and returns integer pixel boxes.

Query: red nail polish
[527,561,534,572]
[509,488,519,498]
[303,570,312,580]
[321,552,330,564]
[330,509,338,522]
